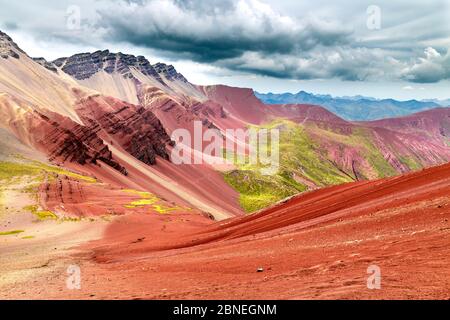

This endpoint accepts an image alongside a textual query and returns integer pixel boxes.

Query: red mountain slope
[3,162,448,299]
[365,107,450,145]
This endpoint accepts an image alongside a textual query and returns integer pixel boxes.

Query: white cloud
[402,47,450,83]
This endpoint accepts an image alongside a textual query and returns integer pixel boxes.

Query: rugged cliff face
[74,95,173,166]
[53,50,166,84]
[0,31,23,59]
[0,93,127,175]
[50,50,188,86]
[33,110,128,174]
[152,62,188,82]
[32,57,58,73]
[0,32,173,174]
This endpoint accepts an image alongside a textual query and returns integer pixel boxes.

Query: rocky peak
[53,50,119,80]
[152,62,188,82]
[52,50,188,85]
[32,57,58,73]
[54,51,154,82]
[0,30,24,59]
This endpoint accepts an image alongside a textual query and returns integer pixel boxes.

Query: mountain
[365,108,450,142]
[255,90,442,121]
[422,98,450,107]
[0,31,241,220]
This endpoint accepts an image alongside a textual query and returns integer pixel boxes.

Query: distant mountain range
[422,98,450,106]
[255,91,450,121]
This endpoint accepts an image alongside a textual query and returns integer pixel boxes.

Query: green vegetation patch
[223,118,430,213]
[123,189,159,209]
[350,127,398,178]
[309,125,399,178]
[0,230,24,236]
[0,159,96,220]
[223,120,354,213]
[224,169,304,213]
[399,156,423,171]
[277,121,353,186]
[153,204,186,214]
[122,189,188,214]
[0,160,96,183]
[445,138,450,147]
[23,204,58,220]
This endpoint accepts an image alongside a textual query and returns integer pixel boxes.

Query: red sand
[41,173,167,218]
[3,162,449,299]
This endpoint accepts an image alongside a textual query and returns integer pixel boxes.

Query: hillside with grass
[223,119,443,213]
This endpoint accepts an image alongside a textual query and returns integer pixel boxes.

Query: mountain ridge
[255,90,445,121]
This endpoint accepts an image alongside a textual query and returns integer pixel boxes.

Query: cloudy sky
[1,0,449,99]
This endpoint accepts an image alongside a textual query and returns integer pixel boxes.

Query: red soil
[365,107,450,142]
[19,162,449,300]
[40,174,148,218]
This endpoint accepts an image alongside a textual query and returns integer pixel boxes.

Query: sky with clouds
[1,0,449,99]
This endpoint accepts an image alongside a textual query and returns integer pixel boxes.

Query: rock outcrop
[32,110,128,174]
[0,30,23,59]
[32,57,58,73]
[75,95,173,166]
[153,62,188,82]
[52,50,168,84]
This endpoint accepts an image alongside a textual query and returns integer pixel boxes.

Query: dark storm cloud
[216,47,389,81]
[97,0,353,63]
